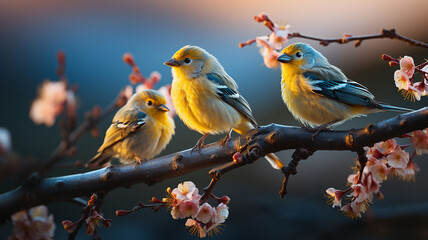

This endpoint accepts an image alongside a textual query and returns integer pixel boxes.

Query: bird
[86,89,175,167]
[164,45,284,170]
[277,43,412,135]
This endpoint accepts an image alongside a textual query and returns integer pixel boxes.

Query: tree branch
[288,28,428,48]
[0,107,427,222]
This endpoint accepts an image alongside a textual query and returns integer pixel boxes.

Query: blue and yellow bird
[277,43,412,134]
[164,45,284,169]
[87,89,175,167]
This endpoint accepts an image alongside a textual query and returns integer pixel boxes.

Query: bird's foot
[134,157,145,168]
[191,134,209,154]
[305,119,341,140]
[218,129,233,148]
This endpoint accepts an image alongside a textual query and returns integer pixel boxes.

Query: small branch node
[172,154,183,172]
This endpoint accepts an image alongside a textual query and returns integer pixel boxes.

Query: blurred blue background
[0,0,428,239]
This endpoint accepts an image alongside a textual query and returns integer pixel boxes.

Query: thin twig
[39,89,128,175]
[288,29,428,48]
[279,148,313,198]
[240,14,428,48]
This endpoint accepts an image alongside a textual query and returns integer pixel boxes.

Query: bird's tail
[86,152,111,167]
[380,104,413,112]
[265,153,284,170]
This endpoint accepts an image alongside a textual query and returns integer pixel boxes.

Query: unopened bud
[219,196,231,204]
[123,53,134,65]
[115,210,132,216]
[233,152,243,164]
[389,61,399,67]
[62,220,75,233]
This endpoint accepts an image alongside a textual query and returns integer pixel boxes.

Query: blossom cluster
[163,181,230,238]
[326,133,427,218]
[29,80,76,127]
[9,205,55,240]
[122,53,176,117]
[386,55,428,101]
[240,13,290,69]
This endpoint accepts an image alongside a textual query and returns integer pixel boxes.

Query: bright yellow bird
[277,43,412,134]
[87,89,175,167]
[164,45,284,169]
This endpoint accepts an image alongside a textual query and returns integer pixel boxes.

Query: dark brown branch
[288,29,428,48]
[279,148,313,198]
[0,107,427,222]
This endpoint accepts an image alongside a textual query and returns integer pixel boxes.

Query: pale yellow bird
[87,90,175,167]
[164,45,284,169]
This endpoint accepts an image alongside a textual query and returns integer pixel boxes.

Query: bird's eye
[296,52,302,58]
[184,58,191,64]
[146,100,153,106]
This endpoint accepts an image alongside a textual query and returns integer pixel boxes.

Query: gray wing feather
[207,73,257,125]
[304,72,383,108]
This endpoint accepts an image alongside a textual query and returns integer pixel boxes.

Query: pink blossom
[261,47,281,69]
[66,90,76,119]
[350,200,369,217]
[347,173,359,184]
[0,127,11,154]
[399,56,415,78]
[29,80,67,127]
[386,145,409,169]
[325,188,345,208]
[361,172,380,195]
[194,203,216,224]
[374,139,397,156]
[214,203,229,224]
[410,129,428,155]
[172,181,201,202]
[371,162,388,183]
[268,24,290,50]
[185,219,206,238]
[135,84,148,93]
[179,200,200,218]
[123,85,134,101]
[340,204,359,219]
[394,70,411,91]
[350,184,368,203]
[166,181,201,219]
[9,205,55,240]
[411,82,427,99]
[158,85,176,118]
[170,206,185,219]
[392,159,419,181]
[256,37,281,69]
[149,71,161,84]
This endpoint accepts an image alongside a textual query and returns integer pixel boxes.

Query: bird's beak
[164,58,180,67]
[277,53,292,63]
[157,104,170,112]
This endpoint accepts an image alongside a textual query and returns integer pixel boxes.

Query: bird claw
[191,141,206,154]
[191,134,208,154]
[218,129,233,148]
[134,157,145,168]
[305,119,341,140]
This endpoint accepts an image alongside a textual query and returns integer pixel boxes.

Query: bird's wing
[304,72,383,108]
[97,110,147,153]
[206,73,257,125]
